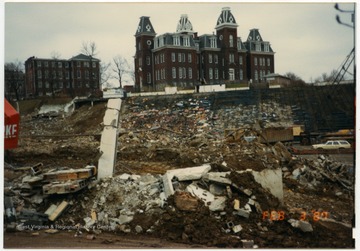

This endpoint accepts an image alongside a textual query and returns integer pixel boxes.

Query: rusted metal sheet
[260,128,294,143]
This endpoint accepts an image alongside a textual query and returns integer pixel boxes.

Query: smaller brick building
[24,54,101,98]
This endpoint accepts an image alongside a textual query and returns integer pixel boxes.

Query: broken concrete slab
[44,204,57,216]
[185,183,215,204]
[249,168,283,202]
[233,208,250,218]
[203,172,232,185]
[168,164,211,181]
[232,224,243,233]
[48,201,69,221]
[288,219,313,232]
[209,196,227,211]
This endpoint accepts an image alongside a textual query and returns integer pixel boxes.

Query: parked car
[312,140,351,150]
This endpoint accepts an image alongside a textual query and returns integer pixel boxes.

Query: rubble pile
[4,95,354,248]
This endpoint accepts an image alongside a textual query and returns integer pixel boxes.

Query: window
[161,69,165,79]
[44,61,49,67]
[45,70,49,78]
[65,62,69,68]
[214,55,218,64]
[172,53,176,62]
[85,70,89,79]
[183,36,190,47]
[229,35,234,47]
[210,37,217,48]
[66,71,70,79]
[38,81,43,88]
[146,56,151,65]
[215,68,219,79]
[183,67,186,79]
[229,53,234,63]
[178,53,182,62]
[84,62,89,67]
[267,58,271,67]
[239,56,243,65]
[255,70,258,81]
[209,54,213,63]
[37,70,42,79]
[45,81,50,88]
[182,53,185,62]
[254,57,258,66]
[77,70,81,79]
[58,62,62,68]
[264,43,269,52]
[188,53,192,63]
[209,68,213,80]
[51,62,56,67]
[59,82,63,88]
[188,68,192,79]
[58,71,63,79]
[172,67,176,79]
[229,68,235,81]
[256,43,261,51]
[259,58,262,66]
[173,35,180,46]
[77,61,81,67]
[147,73,151,83]
[37,61,42,67]
[240,69,243,80]
[179,68,183,79]
[92,62,96,68]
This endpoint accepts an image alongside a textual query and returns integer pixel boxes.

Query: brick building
[134,7,275,92]
[24,54,101,98]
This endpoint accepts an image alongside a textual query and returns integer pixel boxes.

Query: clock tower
[134,16,156,92]
[215,7,239,81]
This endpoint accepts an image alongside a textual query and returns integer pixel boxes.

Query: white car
[312,140,351,150]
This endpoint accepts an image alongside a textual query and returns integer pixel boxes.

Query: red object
[4,99,19,149]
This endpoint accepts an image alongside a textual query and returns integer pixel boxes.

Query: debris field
[4,94,355,248]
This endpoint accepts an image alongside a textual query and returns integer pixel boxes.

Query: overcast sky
[3,1,356,85]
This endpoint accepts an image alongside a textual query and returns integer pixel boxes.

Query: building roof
[215,7,238,30]
[176,14,194,34]
[135,16,156,37]
[69,53,100,61]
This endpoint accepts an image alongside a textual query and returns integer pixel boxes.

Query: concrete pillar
[97,99,122,180]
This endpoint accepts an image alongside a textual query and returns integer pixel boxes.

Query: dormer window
[264,42,269,52]
[173,35,180,46]
[183,36,190,47]
[255,42,261,51]
[210,37,217,48]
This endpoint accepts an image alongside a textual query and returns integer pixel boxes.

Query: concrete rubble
[4,95,354,248]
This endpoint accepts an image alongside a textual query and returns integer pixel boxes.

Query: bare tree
[5,61,25,101]
[283,72,306,87]
[81,41,98,57]
[100,61,113,89]
[112,55,130,88]
[51,51,62,59]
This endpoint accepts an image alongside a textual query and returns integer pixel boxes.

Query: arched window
[229,35,234,47]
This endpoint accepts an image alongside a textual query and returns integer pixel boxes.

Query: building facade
[24,54,101,98]
[134,7,275,92]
